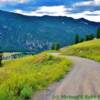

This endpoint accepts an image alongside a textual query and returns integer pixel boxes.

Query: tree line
[75,27,100,44]
[51,27,100,50]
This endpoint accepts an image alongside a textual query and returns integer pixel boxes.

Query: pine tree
[0,52,3,66]
[96,27,100,39]
[86,34,94,41]
[75,34,80,44]
[51,43,60,50]
[55,43,60,50]
[80,38,84,42]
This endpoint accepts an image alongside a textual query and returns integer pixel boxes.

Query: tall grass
[0,53,72,100]
[61,39,100,62]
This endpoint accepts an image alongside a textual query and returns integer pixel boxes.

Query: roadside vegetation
[0,53,72,100]
[61,39,100,62]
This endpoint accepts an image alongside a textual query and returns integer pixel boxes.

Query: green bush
[20,85,32,99]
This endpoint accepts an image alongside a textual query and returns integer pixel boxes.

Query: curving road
[32,54,100,100]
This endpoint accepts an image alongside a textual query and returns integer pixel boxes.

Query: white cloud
[66,11,100,22]
[14,6,100,22]
[0,0,27,4]
[36,6,72,13]
[73,0,100,7]
[14,6,72,16]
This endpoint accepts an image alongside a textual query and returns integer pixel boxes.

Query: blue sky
[0,0,100,22]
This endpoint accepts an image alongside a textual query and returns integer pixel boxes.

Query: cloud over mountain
[0,0,100,22]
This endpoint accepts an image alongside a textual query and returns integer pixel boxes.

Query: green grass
[0,53,72,100]
[60,39,100,62]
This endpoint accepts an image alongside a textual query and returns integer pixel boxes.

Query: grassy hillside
[61,39,100,62]
[0,53,72,100]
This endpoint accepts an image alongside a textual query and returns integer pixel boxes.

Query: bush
[20,85,32,99]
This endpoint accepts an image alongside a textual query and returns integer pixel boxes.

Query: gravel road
[32,55,100,100]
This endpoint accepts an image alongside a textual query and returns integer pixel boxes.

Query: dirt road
[32,55,100,100]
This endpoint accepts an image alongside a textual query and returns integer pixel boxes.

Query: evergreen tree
[80,38,84,42]
[51,44,55,50]
[75,34,80,44]
[0,52,3,66]
[96,27,100,38]
[86,35,89,41]
[90,34,95,40]
[86,34,94,41]
[51,43,60,50]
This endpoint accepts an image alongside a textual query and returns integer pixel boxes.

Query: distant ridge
[0,9,100,24]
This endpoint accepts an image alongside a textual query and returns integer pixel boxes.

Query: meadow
[0,53,72,100]
[61,39,100,62]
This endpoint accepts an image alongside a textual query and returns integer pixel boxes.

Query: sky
[0,0,100,22]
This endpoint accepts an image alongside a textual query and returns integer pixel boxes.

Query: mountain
[0,10,100,53]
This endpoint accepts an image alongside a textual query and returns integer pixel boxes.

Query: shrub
[20,85,32,99]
